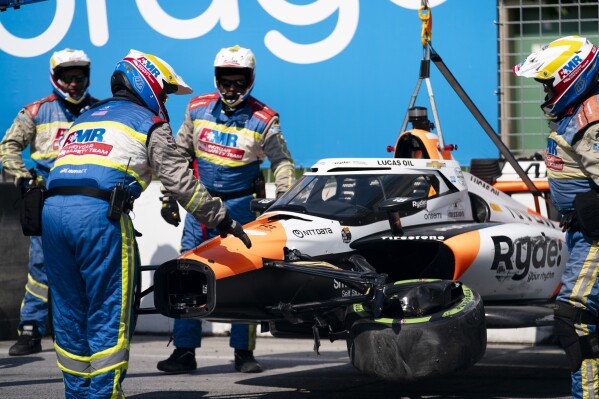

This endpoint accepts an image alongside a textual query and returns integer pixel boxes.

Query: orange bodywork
[394,129,454,161]
[493,180,550,193]
[178,217,287,280]
[443,230,481,280]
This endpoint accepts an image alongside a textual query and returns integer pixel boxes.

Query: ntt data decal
[0,0,447,60]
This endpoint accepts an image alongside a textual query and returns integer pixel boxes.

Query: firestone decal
[381,235,445,241]
[491,235,563,282]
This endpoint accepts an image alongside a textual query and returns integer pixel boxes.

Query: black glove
[216,212,252,249]
[559,211,579,233]
[159,194,181,227]
[17,168,42,192]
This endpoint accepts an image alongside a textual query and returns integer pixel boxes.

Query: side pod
[153,259,216,319]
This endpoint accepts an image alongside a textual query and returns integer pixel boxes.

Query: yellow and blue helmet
[111,49,192,121]
[513,36,599,117]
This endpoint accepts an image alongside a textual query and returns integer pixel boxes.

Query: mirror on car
[250,198,276,214]
[378,195,428,236]
[378,196,428,213]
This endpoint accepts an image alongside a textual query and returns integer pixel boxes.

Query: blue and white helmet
[513,36,599,117]
[111,49,192,121]
[49,48,91,105]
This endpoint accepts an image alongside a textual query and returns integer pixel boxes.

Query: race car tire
[346,280,486,381]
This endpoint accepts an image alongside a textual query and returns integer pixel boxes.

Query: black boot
[234,349,262,373]
[9,324,42,356]
[156,347,197,373]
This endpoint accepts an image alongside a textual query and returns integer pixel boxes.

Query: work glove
[159,193,181,227]
[16,168,43,191]
[216,211,252,249]
[559,211,578,233]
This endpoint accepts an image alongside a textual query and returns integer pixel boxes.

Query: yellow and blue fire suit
[547,90,599,399]
[43,97,227,398]
[0,93,96,337]
[173,92,295,351]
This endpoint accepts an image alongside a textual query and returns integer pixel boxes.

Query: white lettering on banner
[135,0,240,39]
[0,0,446,61]
[259,0,358,64]
[87,0,109,47]
[0,0,74,57]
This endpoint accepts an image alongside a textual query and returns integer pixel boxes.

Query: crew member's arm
[174,108,196,161]
[148,121,224,227]
[148,121,252,248]
[261,116,295,198]
[0,108,36,185]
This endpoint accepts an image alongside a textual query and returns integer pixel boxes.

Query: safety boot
[9,324,42,356]
[156,347,197,373]
[234,349,262,373]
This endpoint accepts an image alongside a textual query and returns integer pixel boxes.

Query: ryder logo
[491,235,563,282]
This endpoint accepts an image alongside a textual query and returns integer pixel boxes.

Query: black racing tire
[347,280,486,381]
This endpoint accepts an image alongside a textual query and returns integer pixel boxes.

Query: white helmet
[513,36,599,117]
[213,45,256,108]
[49,48,91,105]
[111,49,192,121]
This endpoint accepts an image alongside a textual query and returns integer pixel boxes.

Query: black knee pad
[554,302,599,372]
[554,316,583,371]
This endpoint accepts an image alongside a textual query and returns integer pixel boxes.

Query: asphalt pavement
[0,334,572,399]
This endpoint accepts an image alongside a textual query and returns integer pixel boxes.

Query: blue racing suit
[171,92,295,350]
[43,97,227,398]
[547,90,599,399]
[0,93,96,336]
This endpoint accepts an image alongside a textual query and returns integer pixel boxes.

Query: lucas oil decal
[198,127,244,160]
[58,128,113,158]
[491,235,563,282]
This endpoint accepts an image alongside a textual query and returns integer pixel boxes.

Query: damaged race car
[141,121,566,382]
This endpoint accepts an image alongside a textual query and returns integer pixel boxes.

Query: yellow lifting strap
[418,0,432,47]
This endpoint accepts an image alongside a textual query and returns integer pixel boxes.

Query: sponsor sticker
[491,235,563,283]
[292,228,333,238]
[341,227,352,243]
[381,235,445,241]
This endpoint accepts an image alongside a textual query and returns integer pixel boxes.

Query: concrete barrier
[0,183,30,340]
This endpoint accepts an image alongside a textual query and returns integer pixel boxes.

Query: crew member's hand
[216,212,252,248]
[559,211,578,233]
[160,194,181,227]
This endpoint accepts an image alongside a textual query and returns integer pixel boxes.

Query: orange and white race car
[142,126,564,382]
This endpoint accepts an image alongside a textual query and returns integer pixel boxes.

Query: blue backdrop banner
[0,0,498,169]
